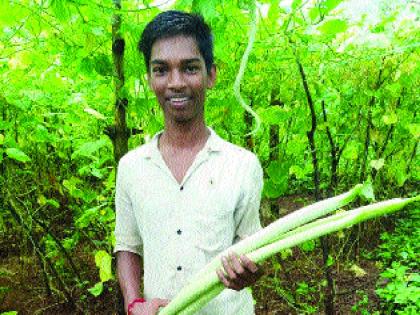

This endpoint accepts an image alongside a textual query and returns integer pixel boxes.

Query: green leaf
[0,268,14,277]
[407,123,420,138]
[79,57,95,75]
[292,0,303,10]
[51,0,70,21]
[76,206,100,228]
[266,161,288,184]
[289,164,311,180]
[95,250,113,282]
[93,54,112,76]
[6,148,31,163]
[322,0,343,13]
[62,177,84,199]
[360,181,375,201]
[46,199,60,208]
[309,8,320,22]
[258,106,290,125]
[72,138,108,159]
[395,169,408,187]
[263,178,287,199]
[91,26,105,36]
[383,112,398,125]
[0,134,4,145]
[300,240,315,252]
[327,255,335,267]
[35,125,48,141]
[343,141,359,160]
[175,0,194,10]
[318,19,348,36]
[280,248,293,260]
[88,282,103,297]
[349,264,367,277]
[309,0,343,21]
[84,108,106,120]
[192,0,219,20]
[370,158,385,171]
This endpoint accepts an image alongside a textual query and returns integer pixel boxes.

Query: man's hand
[216,251,263,291]
[129,298,170,315]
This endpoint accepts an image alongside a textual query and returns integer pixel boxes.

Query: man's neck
[159,120,209,150]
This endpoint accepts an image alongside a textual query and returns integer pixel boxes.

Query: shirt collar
[140,126,224,160]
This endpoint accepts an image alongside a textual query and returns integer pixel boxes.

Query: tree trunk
[0,95,7,176]
[321,99,339,196]
[107,0,129,164]
[269,89,282,216]
[297,59,335,315]
[108,1,128,314]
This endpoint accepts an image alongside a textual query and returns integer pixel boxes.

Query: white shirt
[114,127,263,314]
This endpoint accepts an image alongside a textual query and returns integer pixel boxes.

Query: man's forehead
[150,35,203,63]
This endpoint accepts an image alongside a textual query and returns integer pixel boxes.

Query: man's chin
[173,115,193,124]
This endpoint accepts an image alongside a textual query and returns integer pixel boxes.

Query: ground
[1,195,384,314]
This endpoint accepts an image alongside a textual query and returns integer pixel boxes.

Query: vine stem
[233,0,261,137]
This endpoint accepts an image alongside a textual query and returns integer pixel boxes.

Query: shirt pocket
[193,204,234,261]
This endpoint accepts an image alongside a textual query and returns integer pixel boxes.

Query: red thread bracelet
[127,297,146,314]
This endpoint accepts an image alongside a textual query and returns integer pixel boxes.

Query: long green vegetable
[233,0,261,136]
[248,196,418,264]
[191,184,364,282]
[160,195,418,315]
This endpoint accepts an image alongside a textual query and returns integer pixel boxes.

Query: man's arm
[117,251,170,314]
[117,251,142,311]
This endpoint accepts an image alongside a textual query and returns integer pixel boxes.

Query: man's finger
[216,268,230,287]
[157,298,170,306]
[240,254,259,273]
[153,298,170,309]
[229,252,246,275]
[217,268,244,291]
[221,255,237,281]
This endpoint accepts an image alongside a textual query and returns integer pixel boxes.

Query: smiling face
[148,35,216,125]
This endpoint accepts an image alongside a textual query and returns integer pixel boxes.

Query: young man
[114,10,264,315]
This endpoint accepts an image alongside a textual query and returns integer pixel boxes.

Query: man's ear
[147,72,152,89]
[207,64,217,89]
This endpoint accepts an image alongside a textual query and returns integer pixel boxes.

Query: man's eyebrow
[183,58,201,63]
[150,58,202,65]
[151,59,166,65]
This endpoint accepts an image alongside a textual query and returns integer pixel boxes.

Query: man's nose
[168,70,186,90]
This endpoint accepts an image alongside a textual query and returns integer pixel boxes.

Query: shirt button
[177,266,182,271]
[180,186,184,191]
[177,229,182,235]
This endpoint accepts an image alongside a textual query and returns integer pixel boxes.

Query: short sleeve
[113,158,143,256]
[233,153,263,242]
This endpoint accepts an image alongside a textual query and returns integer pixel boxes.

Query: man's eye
[152,67,166,75]
[185,65,199,74]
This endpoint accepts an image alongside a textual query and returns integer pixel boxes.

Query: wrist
[127,297,146,314]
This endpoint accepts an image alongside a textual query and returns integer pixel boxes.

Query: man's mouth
[168,96,191,108]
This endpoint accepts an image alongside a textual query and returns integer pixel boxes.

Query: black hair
[138,10,214,74]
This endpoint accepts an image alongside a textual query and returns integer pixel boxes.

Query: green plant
[373,207,419,314]
[351,290,381,315]
[376,262,420,314]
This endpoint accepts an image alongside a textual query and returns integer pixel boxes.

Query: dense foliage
[0,0,418,314]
